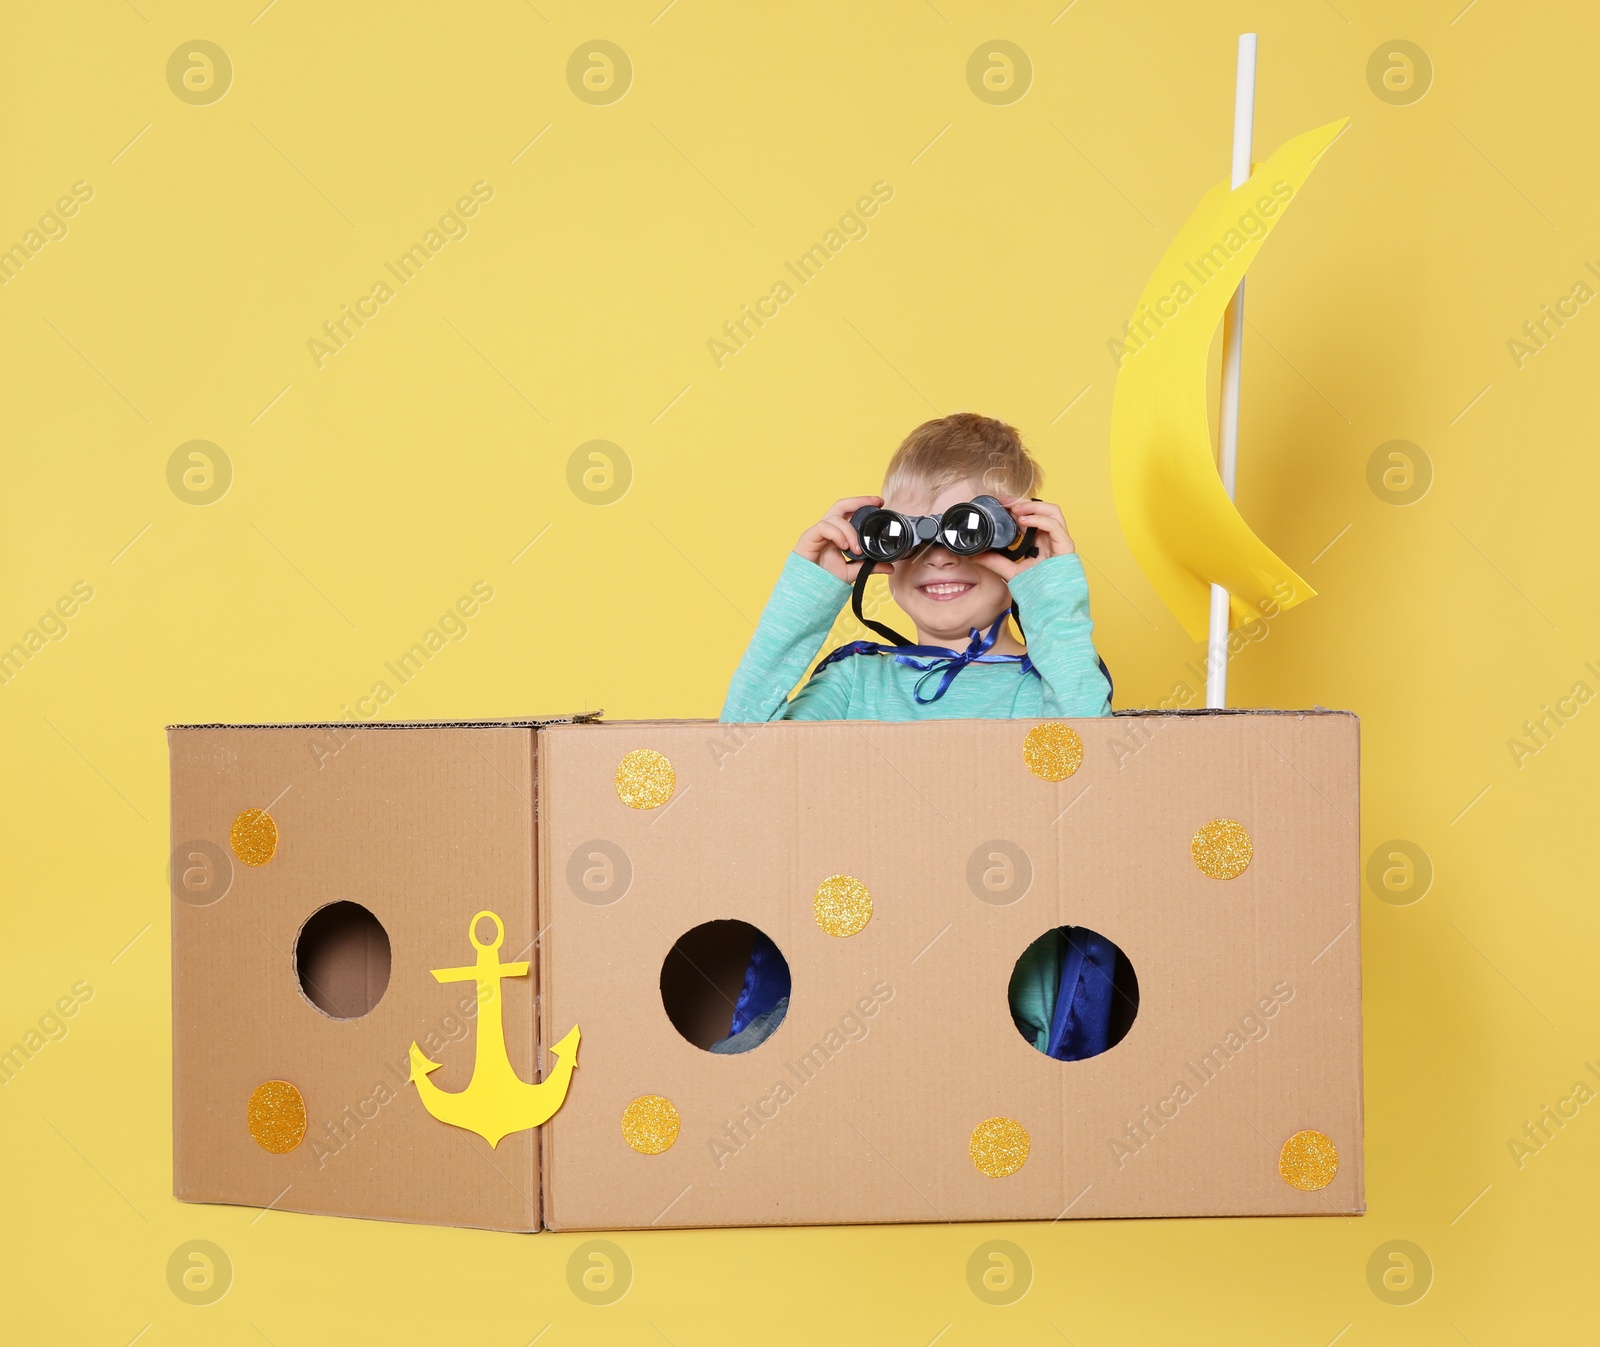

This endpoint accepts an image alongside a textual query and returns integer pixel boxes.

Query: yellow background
[2,0,1595,1342]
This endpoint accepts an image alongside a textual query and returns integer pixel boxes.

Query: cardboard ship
[168,712,1362,1232]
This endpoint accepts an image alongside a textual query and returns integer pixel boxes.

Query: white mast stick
[1206,32,1257,710]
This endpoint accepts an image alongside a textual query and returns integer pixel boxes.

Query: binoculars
[847,495,1026,562]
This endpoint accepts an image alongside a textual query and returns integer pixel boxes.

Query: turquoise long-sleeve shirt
[720,550,1112,722]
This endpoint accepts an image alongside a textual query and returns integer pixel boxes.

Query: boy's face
[881,478,1014,643]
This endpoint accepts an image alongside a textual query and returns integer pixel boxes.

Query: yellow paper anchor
[408,910,580,1147]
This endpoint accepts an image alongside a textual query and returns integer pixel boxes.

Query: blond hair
[881,412,1042,505]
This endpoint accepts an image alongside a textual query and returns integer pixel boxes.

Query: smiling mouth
[917,581,975,601]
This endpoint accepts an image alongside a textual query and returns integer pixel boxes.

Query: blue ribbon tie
[814,611,1036,703]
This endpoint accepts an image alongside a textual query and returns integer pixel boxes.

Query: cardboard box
[170,711,1362,1232]
[169,720,586,1232]
[537,712,1362,1229]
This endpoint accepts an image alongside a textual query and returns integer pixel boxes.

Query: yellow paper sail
[1110,118,1347,641]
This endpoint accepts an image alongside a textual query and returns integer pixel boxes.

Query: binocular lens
[858,511,911,560]
[939,504,993,555]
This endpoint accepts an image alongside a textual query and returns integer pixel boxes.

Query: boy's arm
[720,553,853,722]
[1007,553,1112,717]
[776,645,856,721]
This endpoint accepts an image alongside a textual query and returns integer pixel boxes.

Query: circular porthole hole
[1007,925,1138,1060]
[660,919,791,1054]
[295,901,391,1019]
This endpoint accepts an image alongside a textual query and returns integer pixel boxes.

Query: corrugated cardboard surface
[538,713,1362,1230]
[170,725,541,1231]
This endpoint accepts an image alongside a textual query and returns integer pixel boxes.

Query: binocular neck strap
[1006,526,1040,565]
[851,562,915,647]
[1000,527,1039,639]
[854,560,1033,651]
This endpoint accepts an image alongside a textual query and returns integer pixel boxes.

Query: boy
[712,413,1124,1058]
[723,412,1110,721]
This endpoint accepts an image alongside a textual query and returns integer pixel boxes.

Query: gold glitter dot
[813,874,872,937]
[621,1094,680,1155]
[230,809,278,867]
[1278,1129,1339,1190]
[1022,722,1083,782]
[247,1080,306,1154]
[969,1116,1030,1178]
[1192,818,1252,879]
[614,748,676,810]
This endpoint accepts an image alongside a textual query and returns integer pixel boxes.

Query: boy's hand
[794,495,892,583]
[972,498,1076,580]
